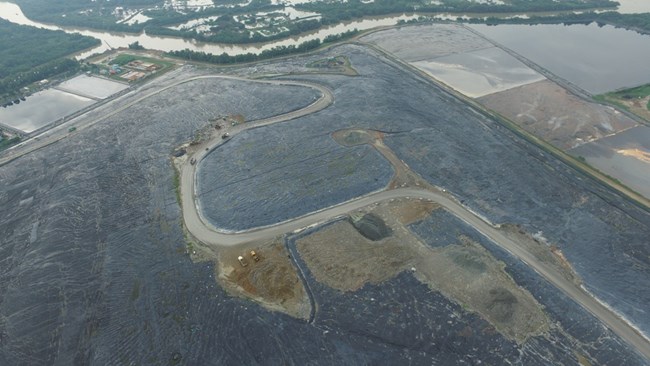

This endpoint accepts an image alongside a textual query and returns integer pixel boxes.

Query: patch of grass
[130,280,141,301]
[593,94,629,111]
[112,54,138,66]
[615,84,650,99]
[0,136,20,151]
[596,83,650,112]
[172,164,181,205]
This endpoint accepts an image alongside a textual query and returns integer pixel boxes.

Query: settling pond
[470,22,650,94]
[0,75,128,134]
[570,125,650,198]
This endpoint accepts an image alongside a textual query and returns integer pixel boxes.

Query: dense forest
[165,29,357,64]
[0,19,98,99]
[12,0,278,33]
[297,0,619,25]
[466,11,650,35]
[11,0,620,42]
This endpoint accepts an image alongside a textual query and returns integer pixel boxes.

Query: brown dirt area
[296,198,550,343]
[624,95,650,121]
[192,236,310,320]
[500,224,582,286]
[331,128,433,190]
[478,80,638,150]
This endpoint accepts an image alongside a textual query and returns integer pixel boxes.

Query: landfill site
[1,24,649,365]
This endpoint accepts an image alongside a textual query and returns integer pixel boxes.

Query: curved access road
[182,134,650,361]
[183,179,650,361]
[0,74,331,167]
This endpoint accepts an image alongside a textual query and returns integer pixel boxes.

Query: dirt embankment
[478,80,638,149]
[297,198,550,344]
[217,238,310,319]
[189,235,310,320]
[500,223,582,287]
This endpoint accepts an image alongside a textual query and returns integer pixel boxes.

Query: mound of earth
[350,213,392,241]
[486,287,519,322]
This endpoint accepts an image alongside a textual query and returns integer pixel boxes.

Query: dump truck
[250,250,260,262]
[237,255,247,267]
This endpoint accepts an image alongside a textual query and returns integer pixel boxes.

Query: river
[0,1,420,58]
[5,1,644,60]
[616,0,650,14]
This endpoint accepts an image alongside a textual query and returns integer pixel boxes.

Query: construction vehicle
[237,255,247,267]
[190,157,196,165]
[250,250,260,262]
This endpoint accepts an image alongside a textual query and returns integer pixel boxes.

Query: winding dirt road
[3,68,647,360]
[179,79,650,361]
[0,74,331,167]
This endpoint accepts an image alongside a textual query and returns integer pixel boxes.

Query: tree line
[165,29,358,65]
[465,11,650,35]
[0,19,98,100]
[296,0,618,25]
[12,0,620,43]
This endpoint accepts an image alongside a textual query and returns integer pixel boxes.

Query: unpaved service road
[183,179,650,361]
[180,81,650,362]
[0,74,329,167]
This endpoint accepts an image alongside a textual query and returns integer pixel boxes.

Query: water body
[0,89,93,133]
[470,22,650,94]
[412,46,545,98]
[570,125,650,198]
[58,75,129,100]
[0,1,417,58]
[616,0,650,14]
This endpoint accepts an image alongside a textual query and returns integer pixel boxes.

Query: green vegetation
[112,54,139,66]
[172,164,181,205]
[297,0,617,25]
[0,19,99,102]
[468,11,650,36]
[307,55,357,75]
[12,0,619,45]
[13,0,162,32]
[594,83,650,120]
[130,279,141,301]
[128,41,145,50]
[0,135,21,152]
[166,29,358,64]
[612,84,650,100]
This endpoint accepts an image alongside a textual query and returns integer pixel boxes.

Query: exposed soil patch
[296,198,550,343]
[296,221,412,292]
[386,197,438,225]
[500,223,582,286]
[478,80,638,149]
[214,238,310,319]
